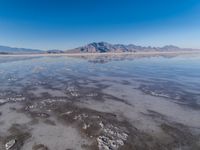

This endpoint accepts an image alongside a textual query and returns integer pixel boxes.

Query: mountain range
[0,45,43,54]
[66,42,184,53]
[0,42,197,54]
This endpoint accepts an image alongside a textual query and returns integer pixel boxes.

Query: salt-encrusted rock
[99,121,104,128]
[97,136,111,150]
[83,123,90,130]
[74,113,88,120]
[0,99,7,104]
[8,97,25,102]
[66,86,80,97]
[5,139,16,150]
[97,123,128,150]
[60,111,73,116]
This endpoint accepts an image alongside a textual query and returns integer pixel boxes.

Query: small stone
[5,139,16,150]
[0,99,7,105]
[99,122,104,128]
[83,123,90,130]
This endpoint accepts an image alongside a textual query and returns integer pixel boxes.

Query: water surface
[0,54,200,150]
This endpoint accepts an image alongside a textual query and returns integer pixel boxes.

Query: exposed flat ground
[0,78,200,150]
[0,54,200,150]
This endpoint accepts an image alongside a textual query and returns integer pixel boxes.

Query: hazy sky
[0,0,200,50]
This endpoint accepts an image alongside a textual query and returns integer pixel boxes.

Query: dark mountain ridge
[0,42,198,54]
[65,42,190,53]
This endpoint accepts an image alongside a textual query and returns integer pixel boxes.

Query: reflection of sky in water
[0,55,200,103]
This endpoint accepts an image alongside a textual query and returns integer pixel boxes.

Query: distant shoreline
[0,50,200,57]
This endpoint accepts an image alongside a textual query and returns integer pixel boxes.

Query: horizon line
[1,41,199,51]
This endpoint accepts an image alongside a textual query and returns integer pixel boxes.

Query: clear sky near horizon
[0,0,200,50]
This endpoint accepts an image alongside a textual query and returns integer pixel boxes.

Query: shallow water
[0,54,200,107]
[0,54,200,150]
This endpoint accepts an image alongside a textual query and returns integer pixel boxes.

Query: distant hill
[0,42,198,54]
[65,42,192,53]
[0,45,44,54]
[47,49,64,54]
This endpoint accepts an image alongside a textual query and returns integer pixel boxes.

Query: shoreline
[0,50,200,57]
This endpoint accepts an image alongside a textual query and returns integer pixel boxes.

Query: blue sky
[0,0,200,50]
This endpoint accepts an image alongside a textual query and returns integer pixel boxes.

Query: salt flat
[0,54,200,150]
